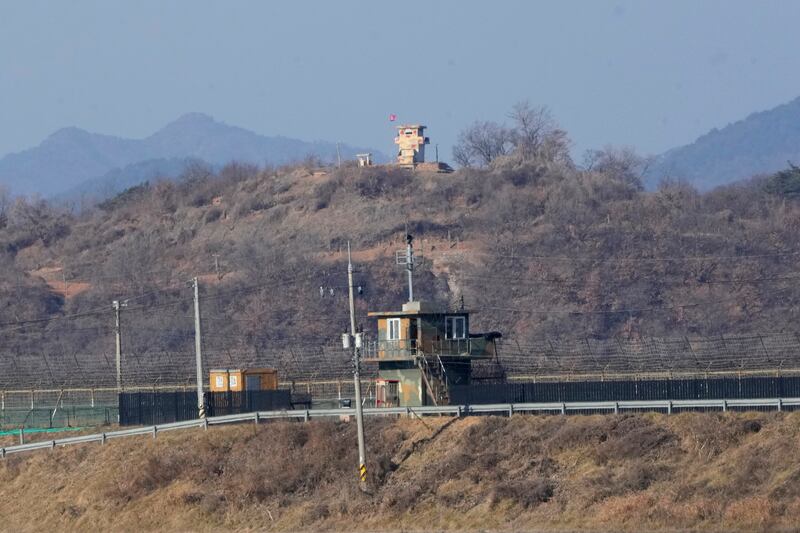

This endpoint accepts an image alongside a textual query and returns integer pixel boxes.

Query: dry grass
[2,413,800,532]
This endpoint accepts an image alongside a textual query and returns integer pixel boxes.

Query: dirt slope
[2,412,800,532]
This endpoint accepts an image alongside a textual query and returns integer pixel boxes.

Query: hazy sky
[2,1,800,161]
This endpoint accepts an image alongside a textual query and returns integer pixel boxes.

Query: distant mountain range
[5,97,799,200]
[0,113,385,199]
[645,96,800,190]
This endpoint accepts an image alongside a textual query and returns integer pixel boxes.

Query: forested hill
[645,96,800,190]
[2,110,800,366]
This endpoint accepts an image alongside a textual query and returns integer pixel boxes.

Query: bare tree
[452,143,475,168]
[452,120,513,168]
[583,145,648,189]
[454,102,572,169]
[507,101,556,160]
[0,185,9,229]
[8,196,70,246]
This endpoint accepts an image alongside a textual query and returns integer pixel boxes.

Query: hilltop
[645,96,800,190]
[0,113,384,199]
[1,413,799,532]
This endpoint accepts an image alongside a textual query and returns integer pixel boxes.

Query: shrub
[347,167,414,199]
[595,416,677,463]
[204,207,223,224]
[233,196,274,219]
[312,178,340,210]
[491,479,554,509]
[98,182,151,212]
[765,163,800,197]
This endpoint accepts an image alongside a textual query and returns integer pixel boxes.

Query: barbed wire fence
[4,333,800,413]
[5,242,800,420]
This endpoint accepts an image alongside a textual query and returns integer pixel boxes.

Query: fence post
[560,403,566,415]
[667,401,672,415]
[254,411,260,425]
[508,404,514,417]
[778,398,783,412]
[304,410,310,422]
[722,400,727,413]
[101,433,106,445]
[203,418,209,431]
[152,426,157,439]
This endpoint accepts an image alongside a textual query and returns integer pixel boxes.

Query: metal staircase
[417,351,449,405]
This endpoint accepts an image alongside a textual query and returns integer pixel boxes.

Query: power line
[454,273,800,287]
[0,306,110,331]
[472,286,795,317]
[430,249,800,264]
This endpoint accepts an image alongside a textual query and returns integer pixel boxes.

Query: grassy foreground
[2,412,800,532]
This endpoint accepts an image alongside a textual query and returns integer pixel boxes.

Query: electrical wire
[429,248,800,263]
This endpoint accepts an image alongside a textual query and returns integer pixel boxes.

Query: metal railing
[3,397,799,458]
[362,339,417,359]
[363,337,494,360]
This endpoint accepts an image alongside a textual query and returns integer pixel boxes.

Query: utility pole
[346,242,367,486]
[192,277,206,418]
[212,254,222,280]
[336,142,342,168]
[112,300,123,393]
[405,234,414,302]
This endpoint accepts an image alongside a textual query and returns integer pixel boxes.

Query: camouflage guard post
[365,235,501,407]
[394,124,453,172]
[366,300,501,407]
[395,124,429,167]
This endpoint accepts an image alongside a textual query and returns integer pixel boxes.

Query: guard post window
[387,318,401,340]
[445,316,466,339]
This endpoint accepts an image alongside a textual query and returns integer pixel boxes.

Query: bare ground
[2,412,800,532]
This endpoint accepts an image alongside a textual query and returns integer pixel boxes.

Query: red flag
[389,113,397,122]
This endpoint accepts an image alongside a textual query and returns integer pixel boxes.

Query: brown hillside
[3,150,800,387]
[2,413,800,532]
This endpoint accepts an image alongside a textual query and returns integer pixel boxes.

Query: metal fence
[0,346,363,390]
[0,380,373,429]
[6,333,800,393]
[6,331,800,428]
[450,375,800,405]
[495,333,800,378]
[118,390,292,426]
[0,407,117,429]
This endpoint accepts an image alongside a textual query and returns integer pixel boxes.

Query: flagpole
[389,113,397,164]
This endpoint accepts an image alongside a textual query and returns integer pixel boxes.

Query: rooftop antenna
[396,233,415,302]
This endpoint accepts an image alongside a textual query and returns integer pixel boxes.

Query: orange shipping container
[209,368,278,392]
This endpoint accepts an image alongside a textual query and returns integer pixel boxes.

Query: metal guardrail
[3,398,799,458]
